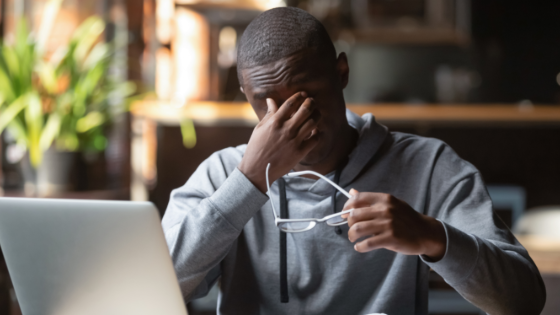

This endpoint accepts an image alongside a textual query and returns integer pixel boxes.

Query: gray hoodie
[162,110,545,315]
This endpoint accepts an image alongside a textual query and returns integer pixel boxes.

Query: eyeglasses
[266,163,353,233]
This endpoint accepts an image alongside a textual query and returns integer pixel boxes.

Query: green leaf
[18,43,35,91]
[2,46,20,80]
[73,17,105,65]
[0,66,15,101]
[39,113,60,150]
[81,63,106,94]
[25,93,44,166]
[57,133,78,151]
[93,134,107,151]
[36,61,58,94]
[180,119,197,149]
[50,46,69,70]
[0,95,27,133]
[71,62,106,117]
[15,19,30,57]
[83,42,109,70]
[76,111,104,133]
[112,81,137,98]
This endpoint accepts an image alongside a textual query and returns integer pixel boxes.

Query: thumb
[341,188,360,218]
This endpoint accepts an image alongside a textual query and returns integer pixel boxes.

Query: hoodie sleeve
[161,150,269,301]
[421,144,546,315]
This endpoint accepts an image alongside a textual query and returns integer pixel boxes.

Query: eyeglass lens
[325,215,348,226]
[279,221,316,232]
[279,214,349,232]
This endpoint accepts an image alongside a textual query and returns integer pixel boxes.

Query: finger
[275,91,307,120]
[342,192,391,211]
[341,189,360,218]
[290,97,315,127]
[347,219,390,243]
[264,98,278,118]
[354,232,392,253]
[298,131,320,155]
[296,112,320,141]
[346,206,385,227]
[341,207,375,226]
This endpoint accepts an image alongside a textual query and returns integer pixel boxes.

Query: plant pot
[37,148,76,197]
[20,148,76,197]
[19,155,37,197]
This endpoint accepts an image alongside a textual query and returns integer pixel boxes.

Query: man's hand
[238,92,320,193]
[341,189,447,261]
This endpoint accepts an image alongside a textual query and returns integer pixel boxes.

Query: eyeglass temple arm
[265,163,280,219]
[285,170,352,199]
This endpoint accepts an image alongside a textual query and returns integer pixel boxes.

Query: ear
[240,86,245,93]
[335,52,349,89]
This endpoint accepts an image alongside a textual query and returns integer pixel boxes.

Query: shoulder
[211,144,247,161]
[390,131,445,150]
[387,131,479,177]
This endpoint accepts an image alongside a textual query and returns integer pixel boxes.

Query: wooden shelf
[175,0,267,11]
[349,28,469,46]
[131,101,560,127]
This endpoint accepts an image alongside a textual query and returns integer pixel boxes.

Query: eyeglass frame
[265,163,354,233]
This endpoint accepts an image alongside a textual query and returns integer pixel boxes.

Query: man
[162,7,546,315]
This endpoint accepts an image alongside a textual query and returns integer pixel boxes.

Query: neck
[293,122,358,177]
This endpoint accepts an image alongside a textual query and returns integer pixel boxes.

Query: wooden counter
[131,101,560,127]
[517,235,560,275]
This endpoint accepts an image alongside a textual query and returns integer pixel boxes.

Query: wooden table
[517,235,560,275]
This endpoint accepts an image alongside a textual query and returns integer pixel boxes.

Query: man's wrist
[238,161,268,193]
[421,216,447,262]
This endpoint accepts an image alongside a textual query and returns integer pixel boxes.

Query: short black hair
[237,7,337,85]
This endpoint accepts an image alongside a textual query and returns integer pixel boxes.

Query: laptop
[0,198,187,315]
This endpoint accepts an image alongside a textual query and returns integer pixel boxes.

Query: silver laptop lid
[0,198,187,315]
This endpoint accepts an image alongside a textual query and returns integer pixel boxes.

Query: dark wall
[472,0,560,103]
[151,125,254,214]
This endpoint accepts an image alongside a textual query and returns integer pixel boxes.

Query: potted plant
[0,16,135,196]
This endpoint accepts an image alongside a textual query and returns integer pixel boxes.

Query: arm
[162,156,269,301]
[342,145,546,314]
[163,91,321,301]
[421,171,546,314]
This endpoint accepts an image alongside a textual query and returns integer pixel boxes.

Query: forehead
[241,51,331,96]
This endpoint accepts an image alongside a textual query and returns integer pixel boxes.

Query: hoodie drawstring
[277,166,344,303]
[278,177,289,303]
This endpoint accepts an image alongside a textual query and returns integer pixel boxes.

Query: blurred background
[0,0,560,314]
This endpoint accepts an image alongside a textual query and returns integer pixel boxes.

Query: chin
[299,154,324,166]
[299,139,332,166]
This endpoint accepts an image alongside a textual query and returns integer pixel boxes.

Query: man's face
[240,50,349,166]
